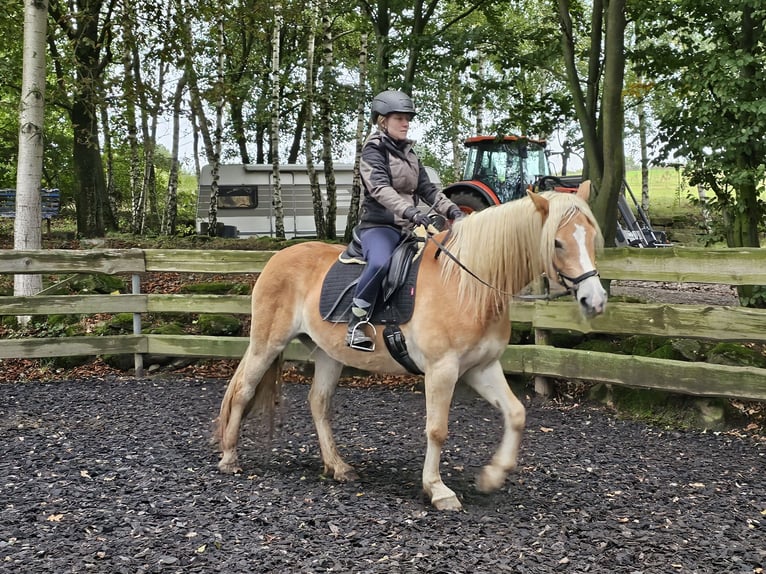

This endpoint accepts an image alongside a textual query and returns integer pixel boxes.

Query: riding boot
[346,305,374,351]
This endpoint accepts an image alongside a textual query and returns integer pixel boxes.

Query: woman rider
[347,90,465,350]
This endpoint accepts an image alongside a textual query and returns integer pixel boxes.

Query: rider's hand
[404,207,431,228]
[448,206,465,220]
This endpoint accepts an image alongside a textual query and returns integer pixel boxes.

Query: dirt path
[1,376,764,573]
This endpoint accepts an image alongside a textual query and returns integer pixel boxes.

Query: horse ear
[576,180,591,201]
[527,189,549,218]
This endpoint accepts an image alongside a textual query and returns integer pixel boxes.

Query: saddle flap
[382,234,420,303]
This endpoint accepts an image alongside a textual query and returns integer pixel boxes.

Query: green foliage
[196,314,242,336]
[146,323,186,336]
[632,1,766,248]
[706,343,766,368]
[92,313,134,336]
[4,314,85,339]
[67,274,127,294]
[737,285,766,309]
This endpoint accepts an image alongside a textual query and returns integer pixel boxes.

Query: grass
[624,167,699,221]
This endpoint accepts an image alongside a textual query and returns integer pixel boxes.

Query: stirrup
[346,319,376,352]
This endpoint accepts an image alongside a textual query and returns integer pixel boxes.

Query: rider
[346,89,465,350]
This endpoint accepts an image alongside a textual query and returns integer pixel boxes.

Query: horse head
[529,181,608,318]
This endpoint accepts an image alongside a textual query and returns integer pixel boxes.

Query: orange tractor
[443,135,668,247]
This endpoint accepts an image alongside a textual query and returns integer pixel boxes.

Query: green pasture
[624,167,699,220]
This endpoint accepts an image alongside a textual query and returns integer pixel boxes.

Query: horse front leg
[422,364,462,511]
[308,349,358,482]
[462,360,526,493]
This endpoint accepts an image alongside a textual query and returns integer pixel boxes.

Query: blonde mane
[439,192,603,317]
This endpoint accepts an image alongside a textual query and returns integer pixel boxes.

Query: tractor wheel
[450,191,490,214]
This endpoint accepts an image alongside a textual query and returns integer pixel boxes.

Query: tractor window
[524,143,549,181]
[463,147,480,181]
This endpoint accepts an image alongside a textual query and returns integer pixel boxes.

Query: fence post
[132,274,144,377]
[531,277,553,397]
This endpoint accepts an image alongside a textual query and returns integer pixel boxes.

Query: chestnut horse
[214,185,606,511]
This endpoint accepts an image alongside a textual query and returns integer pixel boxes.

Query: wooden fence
[2,247,766,402]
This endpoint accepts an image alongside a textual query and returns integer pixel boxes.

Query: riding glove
[403,207,431,228]
[448,206,465,220]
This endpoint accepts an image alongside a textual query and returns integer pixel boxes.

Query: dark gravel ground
[1,375,764,574]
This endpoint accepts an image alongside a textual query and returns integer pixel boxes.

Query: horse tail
[212,348,284,449]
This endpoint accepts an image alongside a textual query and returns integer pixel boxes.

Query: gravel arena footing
[1,376,764,573]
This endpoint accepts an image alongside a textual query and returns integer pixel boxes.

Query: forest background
[1,1,765,288]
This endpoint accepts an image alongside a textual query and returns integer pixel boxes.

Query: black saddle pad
[319,257,422,324]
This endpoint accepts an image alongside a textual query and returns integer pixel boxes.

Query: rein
[427,230,567,301]
[426,221,599,302]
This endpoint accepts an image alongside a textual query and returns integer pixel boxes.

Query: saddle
[319,227,426,374]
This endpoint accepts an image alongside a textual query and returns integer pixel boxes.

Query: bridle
[427,228,600,302]
[555,268,600,292]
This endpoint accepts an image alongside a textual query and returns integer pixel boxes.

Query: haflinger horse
[214,183,607,511]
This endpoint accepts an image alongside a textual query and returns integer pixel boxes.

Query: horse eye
[554,239,563,249]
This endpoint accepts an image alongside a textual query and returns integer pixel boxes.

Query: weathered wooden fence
[2,247,766,401]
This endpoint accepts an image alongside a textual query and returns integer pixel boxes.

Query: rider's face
[384,113,411,141]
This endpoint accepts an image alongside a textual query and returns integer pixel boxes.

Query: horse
[213,183,607,511]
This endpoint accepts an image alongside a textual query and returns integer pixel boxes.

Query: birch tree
[270,1,285,239]
[14,0,48,301]
[346,31,369,242]
[318,8,337,239]
[162,73,187,236]
[304,2,325,238]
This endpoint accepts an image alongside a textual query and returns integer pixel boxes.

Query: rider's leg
[346,226,401,349]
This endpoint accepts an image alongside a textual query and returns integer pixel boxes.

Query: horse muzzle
[557,269,607,318]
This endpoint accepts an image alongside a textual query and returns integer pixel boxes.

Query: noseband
[555,268,600,293]
[552,206,600,293]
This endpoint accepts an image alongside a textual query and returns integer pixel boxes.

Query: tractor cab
[445,135,550,213]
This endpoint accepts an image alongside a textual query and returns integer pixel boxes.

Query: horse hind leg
[462,361,526,493]
[215,345,283,474]
[308,348,358,482]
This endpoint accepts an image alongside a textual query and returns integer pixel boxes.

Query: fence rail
[2,247,766,401]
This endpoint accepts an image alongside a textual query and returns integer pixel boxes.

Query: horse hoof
[476,465,507,493]
[432,495,463,512]
[218,460,242,474]
[334,468,359,482]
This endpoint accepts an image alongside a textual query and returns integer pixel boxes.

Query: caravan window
[216,185,257,209]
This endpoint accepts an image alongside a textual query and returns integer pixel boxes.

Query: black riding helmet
[371,90,416,124]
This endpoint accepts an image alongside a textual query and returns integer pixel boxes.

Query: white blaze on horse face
[573,223,595,273]
[568,222,607,316]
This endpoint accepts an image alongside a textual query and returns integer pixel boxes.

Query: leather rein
[426,227,599,302]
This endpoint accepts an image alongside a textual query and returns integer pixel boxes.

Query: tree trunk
[270,1,285,239]
[287,102,306,164]
[122,4,143,234]
[163,74,187,236]
[208,17,225,238]
[14,0,48,302]
[137,44,164,233]
[319,11,337,239]
[590,0,626,244]
[49,0,112,238]
[230,97,251,164]
[100,104,119,225]
[175,0,215,232]
[71,97,107,237]
[558,0,601,180]
[558,0,626,246]
[304,5,325,239]
[346,31,368,242]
